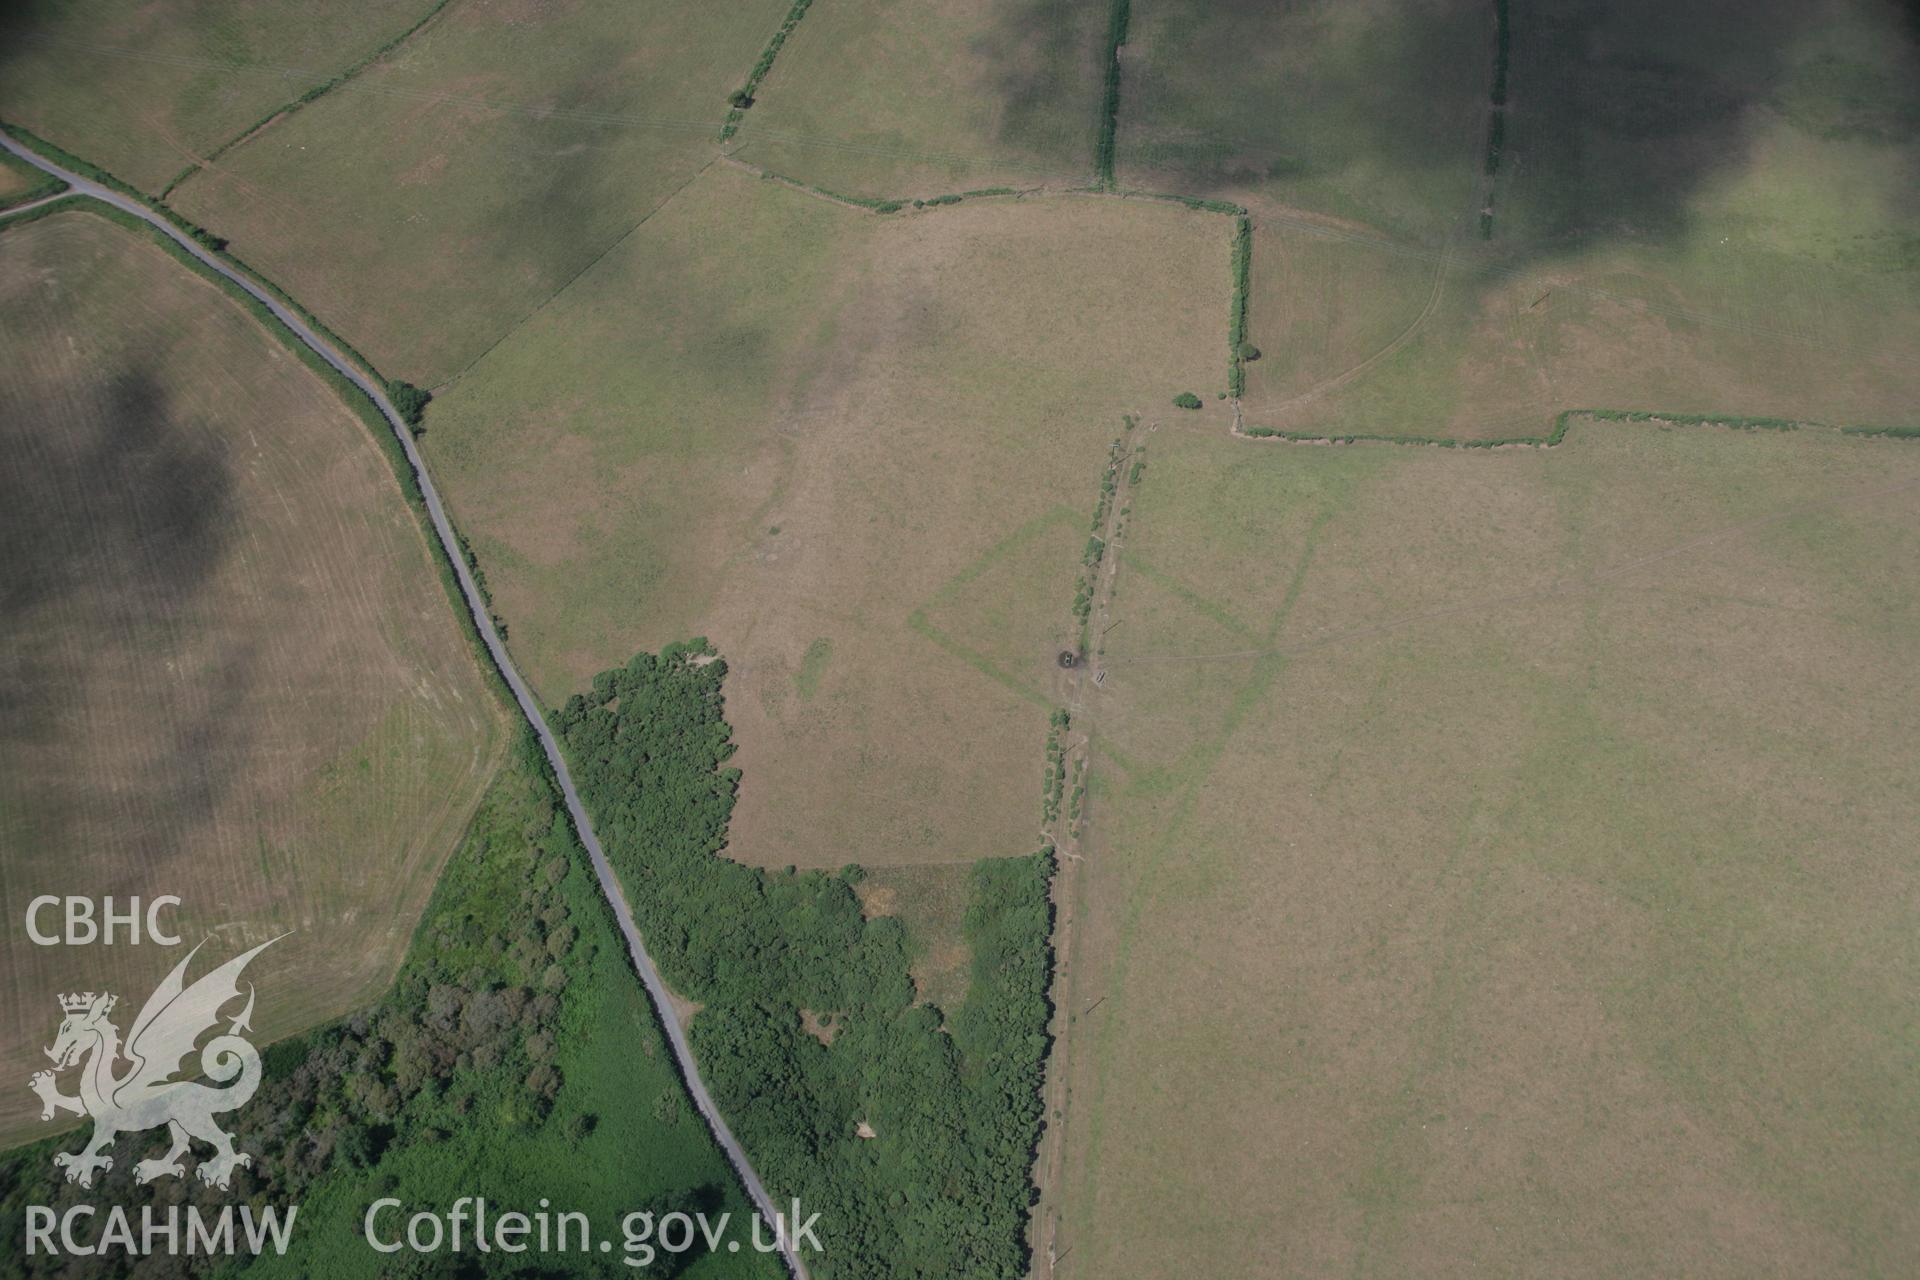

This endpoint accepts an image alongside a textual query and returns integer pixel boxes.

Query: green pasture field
[1053,420,1920,1278]
[1113,0,1493,239]
[1219,0,1920,440]
[0,148,64,208]
[0,0,435,193]
[728,0,1109,199]
[0,209,505,1147]
[424,165,1227,871]
[1240,227,1920,441]
[168,0,791,383]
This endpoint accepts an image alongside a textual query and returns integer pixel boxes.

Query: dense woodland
[2,650,1053,1279]
[0,730,770,1279]
[554,642,1054,1279]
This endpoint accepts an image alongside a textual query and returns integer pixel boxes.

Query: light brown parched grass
[1053,421,1920,1278]
[0,211,504,1146]
[425,166,1228,869]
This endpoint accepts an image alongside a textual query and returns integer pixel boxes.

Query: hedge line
[1242,407,1919,449]
[0,191,74,232]
[0,166,65,211]
[719,0,816,141]
[756,168,1025,215]
[1478,0,1512,237]
[161,0,457,199]
[1491,0,1512,106]
[1098,185,1246,215]
[0,193,512,712]
[1095,0,1131,187]
[1228,215,1252,396]
[2,120,389,385]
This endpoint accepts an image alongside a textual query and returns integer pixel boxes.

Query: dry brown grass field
[424,165,1226,872]
[1047,420,1920,1278]
[0,210,504,1146]
[0,0,435,193]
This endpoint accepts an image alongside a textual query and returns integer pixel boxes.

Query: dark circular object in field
[1058,650,1078,669]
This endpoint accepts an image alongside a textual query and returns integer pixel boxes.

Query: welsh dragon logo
[30,937,280,1190]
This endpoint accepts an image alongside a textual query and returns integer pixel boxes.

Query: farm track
[0,133,807,1280]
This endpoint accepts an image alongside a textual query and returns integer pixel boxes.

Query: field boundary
[1235,406,1919,449]
[433,156,720,392]
[0,136,807,1279]
[2,121,391,386]
[1031,420,1146,1272]
[1094,0,1131,188]
[160,0,459,200]
[0,192,512,709]
[719,0,816,142]
[724,155,1033,213]
[1227,214,1251,394]
[0,159,65,211]
[730,156,1251,220]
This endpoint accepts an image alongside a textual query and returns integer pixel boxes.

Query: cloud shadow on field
[0,366,251,863]
[1505,0,1918,249]
[978,0,1109,169]
[1124,0,1920,256]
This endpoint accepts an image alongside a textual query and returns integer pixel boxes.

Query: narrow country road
[0,133,807,1280]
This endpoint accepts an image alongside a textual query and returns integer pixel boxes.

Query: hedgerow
[720,0,816,141]
[161,0,458,200]
[1227,215,1252,395]
[1240,407,1919,449]
[1095,0,1131,187]
[0,164,64,211]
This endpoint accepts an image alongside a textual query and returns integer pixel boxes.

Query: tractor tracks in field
[0,132,809,1280]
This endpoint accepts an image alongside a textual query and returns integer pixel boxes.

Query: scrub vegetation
[554,644,1054,1279]
[0,736,778,1279]
[5,1,1920,1276]
[0,147,64,209]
